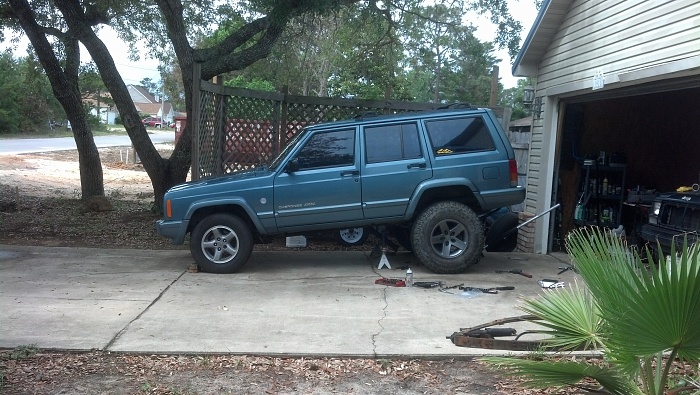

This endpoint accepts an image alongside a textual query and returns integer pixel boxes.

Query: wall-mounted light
[522,85,535,106]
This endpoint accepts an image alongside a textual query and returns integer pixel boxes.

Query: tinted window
[296,129,355,170]
[424,116,496,155]
[364,123,421,163]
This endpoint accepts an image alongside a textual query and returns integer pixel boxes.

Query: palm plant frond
[519,281,603,351]
[482,227,700,395]
[482,357,642,395]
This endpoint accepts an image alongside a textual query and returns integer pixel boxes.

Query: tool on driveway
[374,278,406,287]
[459,285,515,294]
[463,327,517,338]
[448,314,555,351]
[483,203,560,251]
[413,281,442,288]
[538,279,566,289]
[495,269,532,278]
[557,265,578,275]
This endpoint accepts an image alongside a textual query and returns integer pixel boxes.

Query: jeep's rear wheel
[337,227,369,246]
[190,214,253,273]
[411,201,484,274]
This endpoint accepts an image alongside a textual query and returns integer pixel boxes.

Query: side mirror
[285,158,300,173]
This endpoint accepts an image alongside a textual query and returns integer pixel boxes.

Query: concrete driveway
[0,245,576,357]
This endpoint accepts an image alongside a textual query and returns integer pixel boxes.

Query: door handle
[340,170,360,177]
[407,162,427,169]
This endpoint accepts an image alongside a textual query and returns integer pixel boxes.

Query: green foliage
[401,3,497,104]
[210,1,507,102]
[519,281,603,352]
[225,75,276,92]
[140,78,161,98]
[0,51,65,134]
[500,79,534,120]
[8,344,39,360]
[79,62,108,100]
[483,227,700,395]
[0,51,23,134]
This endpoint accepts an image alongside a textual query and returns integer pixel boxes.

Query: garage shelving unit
[573,159,627,228]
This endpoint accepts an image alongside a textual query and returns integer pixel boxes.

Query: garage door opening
[552,87,700,251]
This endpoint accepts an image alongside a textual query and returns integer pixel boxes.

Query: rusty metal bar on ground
[448,314,588,351]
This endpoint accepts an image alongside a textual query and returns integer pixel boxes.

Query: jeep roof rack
[353,111,382,120]
[437,102,475,110]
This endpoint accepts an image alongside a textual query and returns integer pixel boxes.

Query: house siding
[524,116,545,214]
[537,0,700,90]
[522,0,700,251]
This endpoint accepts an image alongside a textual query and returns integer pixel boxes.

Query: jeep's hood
[167,168,273,195]
[655,191,700,204]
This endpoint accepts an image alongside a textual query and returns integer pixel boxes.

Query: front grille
[660,204,700,231]
[659,203,700,247]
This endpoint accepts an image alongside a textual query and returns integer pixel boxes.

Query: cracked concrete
[372,286,390,357]
[0,244,577,357]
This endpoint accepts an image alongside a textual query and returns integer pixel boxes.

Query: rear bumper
[640,224,698,255]
[156,219,189,245]
[478,186,526,211]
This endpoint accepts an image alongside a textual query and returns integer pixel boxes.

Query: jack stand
[378,247,391,269]
[376,226,392,269]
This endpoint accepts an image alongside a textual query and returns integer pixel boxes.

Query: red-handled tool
[495,269,532,278]
[375,278,406,287]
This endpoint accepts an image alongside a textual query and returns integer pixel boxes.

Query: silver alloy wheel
[200,225,239,264]
[429,219,468,258]
[338,227,365,244]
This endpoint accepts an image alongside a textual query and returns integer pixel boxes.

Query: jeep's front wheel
[190,214,253,273]
[411,201,484,274]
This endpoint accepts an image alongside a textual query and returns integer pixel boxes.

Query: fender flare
[184,197,268,233]
[403,177,483,220]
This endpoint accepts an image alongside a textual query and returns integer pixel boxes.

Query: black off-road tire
[190,214,253,273]
[484,211,519,252]
[410,201,484,274]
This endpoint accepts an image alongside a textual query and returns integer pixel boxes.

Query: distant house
[83,93,117,125]
[127,85,175,123]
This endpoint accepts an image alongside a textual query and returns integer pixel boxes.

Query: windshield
[268,128,308,171]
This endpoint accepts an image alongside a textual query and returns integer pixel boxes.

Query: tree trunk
[52,0,187,210]
[9,0,105,199]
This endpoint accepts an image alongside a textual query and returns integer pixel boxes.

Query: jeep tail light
[166,199,172,218]
[509,159,518,187]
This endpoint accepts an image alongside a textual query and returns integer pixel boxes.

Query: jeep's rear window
[424,116,495,155]
[364,123,421,163]
[295,129,355,169]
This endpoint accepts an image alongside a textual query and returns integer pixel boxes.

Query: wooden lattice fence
[192,75,511,180]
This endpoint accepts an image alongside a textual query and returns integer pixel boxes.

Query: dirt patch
[1,351,534,395]
[0,146,160,201]
[0,147,564,394]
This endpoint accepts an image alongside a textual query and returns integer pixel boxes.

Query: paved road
[0,131,175,155]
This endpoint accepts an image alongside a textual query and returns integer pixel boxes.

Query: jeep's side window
[295,129,355,169]
[424,116,496,155]
[364,123,421,163]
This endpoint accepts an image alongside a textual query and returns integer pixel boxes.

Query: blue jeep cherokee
[157,107,525,274]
